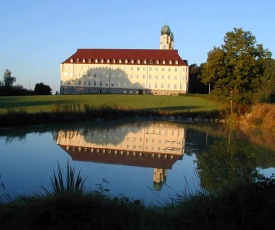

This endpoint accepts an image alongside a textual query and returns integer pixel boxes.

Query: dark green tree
[3,69,16,87]
[201,28,272,110]
[188,63,209,94]
[34,82,52,95]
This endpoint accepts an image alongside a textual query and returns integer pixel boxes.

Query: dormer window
[88,59,91,63]
[150,60,153,64]
[107,59,110,63]
[76,58,79,63]
[82,59,86,63]
[169,60,172,64]
[156,60,159,64]
[137,59,140,64]
[113,59,116,63]
[70,58,74,63]
[144,60,147,64]
[162,60,166,64]
[119,59,122,63]
[175,60,178,65]
[101,59,104,63]
[95,59,98,63]
[131,59,135,64]
[125,59,128,63]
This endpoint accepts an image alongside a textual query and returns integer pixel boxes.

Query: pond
[0,118,275,205]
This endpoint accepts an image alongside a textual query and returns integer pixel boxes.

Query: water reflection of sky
[1,120,275,205]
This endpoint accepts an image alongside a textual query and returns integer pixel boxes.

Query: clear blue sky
[1,0,274,93]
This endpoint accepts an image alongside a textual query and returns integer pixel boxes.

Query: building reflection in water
[57,122,185,191]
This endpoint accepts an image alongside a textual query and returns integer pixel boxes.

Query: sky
[0,0,274,93]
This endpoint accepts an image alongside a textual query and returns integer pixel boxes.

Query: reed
[40,162,87,196]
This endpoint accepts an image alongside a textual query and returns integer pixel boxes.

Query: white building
[60,25,188,95]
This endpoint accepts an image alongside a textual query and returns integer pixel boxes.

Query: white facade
[60,26,188,95]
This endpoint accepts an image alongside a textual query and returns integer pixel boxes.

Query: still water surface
[1,119,275,205]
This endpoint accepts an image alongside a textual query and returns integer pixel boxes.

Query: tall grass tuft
[0,175,10,203]
[41,162,87,196]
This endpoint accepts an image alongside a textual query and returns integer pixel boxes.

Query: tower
[160,25,174,50]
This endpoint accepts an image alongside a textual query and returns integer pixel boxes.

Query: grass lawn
[0,94,223,114]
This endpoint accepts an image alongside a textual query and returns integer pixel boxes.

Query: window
[111,82,114,86]
[125,59,128,63]
[162,75,164,79]
[175,68,177,72]
[149,67,152,71]
[162,60,166,64]
[149,83,151,88]
[95,59,98,63]
[84,81,86,85]
[94,73,96,77]
[101,59,104,63]
[78,81,81,85]
[174,84,177,89]
[168,75,171,79]
[130,74,133,78]
[155,83,157,88]
[174,76,177,80]
[136,74,139,78]
[149,75,152,79]
[161,84,164,89]
[70,58,73,62]
[106,82,108,86]
[88,81,91,85]
[169,60,172,64]
[162,67,165,71]
[155,75,158,79]
[167,84,170,89]
[94,81,96,86]
[100,81,102,86]
[143,67,146,71]
[143,74,146,79]
[155,67,158,71]
[168,68,171,71]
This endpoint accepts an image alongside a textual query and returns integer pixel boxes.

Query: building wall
[60,62,189,95]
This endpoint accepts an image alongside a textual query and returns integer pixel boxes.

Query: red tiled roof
[59,145,182,169]
[62,49,188,66]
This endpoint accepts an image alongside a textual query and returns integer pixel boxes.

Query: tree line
[0,69,52,96]
[190,27,275,113]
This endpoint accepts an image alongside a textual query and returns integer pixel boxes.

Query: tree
[3,69,16,87]
[34,82,52,95]
[200,28,272,111]
[188,63,209,94]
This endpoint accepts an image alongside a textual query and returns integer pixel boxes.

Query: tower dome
[161,25,171,35]
[170,32,174,41]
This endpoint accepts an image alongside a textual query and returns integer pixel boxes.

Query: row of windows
[67,81,183,89]
[64,65,187,72]
[70,58,180,65]
[64,72,186,80]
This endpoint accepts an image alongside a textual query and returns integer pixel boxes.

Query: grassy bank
[0,94,225,127]
[1,164,275,230]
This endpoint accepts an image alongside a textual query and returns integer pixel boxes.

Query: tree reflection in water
[196,133,262,193]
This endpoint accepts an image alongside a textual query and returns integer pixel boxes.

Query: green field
[0,94,223,114]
